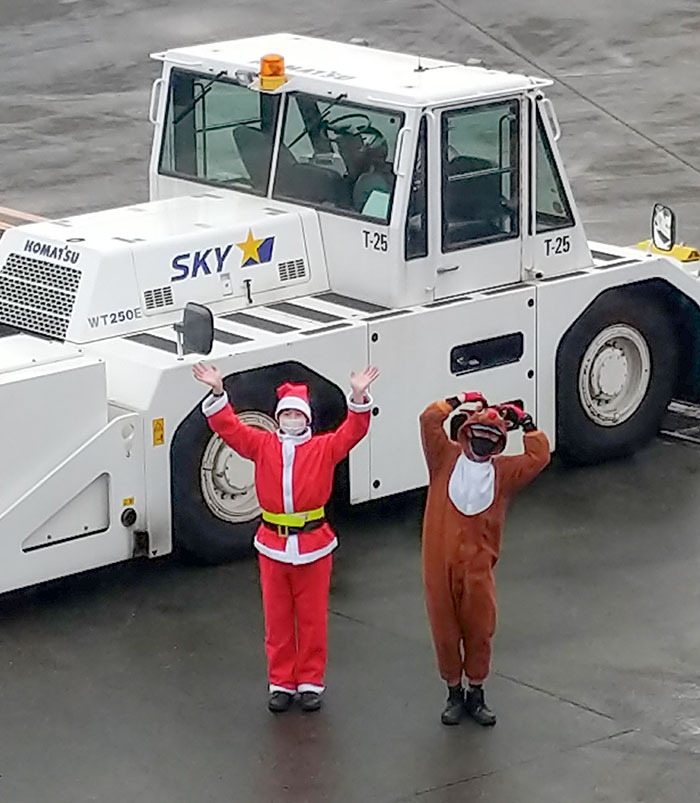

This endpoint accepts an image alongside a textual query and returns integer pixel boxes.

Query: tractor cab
[149,34,593,308]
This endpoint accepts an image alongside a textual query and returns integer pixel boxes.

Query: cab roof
[152,32,551,107]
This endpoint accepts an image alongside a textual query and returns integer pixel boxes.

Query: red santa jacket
[202,391,372,565]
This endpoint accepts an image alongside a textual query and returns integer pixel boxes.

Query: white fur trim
[298,683,324,694]
[269,684,297,694]
[347,391,373,414]
[448,454,495,516]
[254,536,338,565]
[281,438,295,514]
[202,391,228,417]
[276,397,311,420]
[276,429,312,445]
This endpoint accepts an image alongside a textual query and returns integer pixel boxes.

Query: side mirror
[651,203,676,252]
[174,302,214,358]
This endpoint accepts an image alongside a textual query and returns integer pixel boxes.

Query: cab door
[431,98,523,299]
[526,97,592,278]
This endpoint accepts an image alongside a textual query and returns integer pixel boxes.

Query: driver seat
[232,126,296,192]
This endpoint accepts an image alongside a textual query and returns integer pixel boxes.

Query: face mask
[279,420,308,436]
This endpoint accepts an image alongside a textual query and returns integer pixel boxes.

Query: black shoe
[299,691,322,712]
[440,684,465,726]
[465,685,497,726]
[268,691,294,713]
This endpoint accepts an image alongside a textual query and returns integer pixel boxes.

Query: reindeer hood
[457,407,508,462]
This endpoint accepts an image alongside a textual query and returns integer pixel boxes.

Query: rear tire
[556,290,677,464]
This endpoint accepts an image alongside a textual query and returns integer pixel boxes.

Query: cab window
[405,117,428,260]
[273,93,404,223]
[159,69,280,195]
[441,100,519,251]
[535,111,574,232]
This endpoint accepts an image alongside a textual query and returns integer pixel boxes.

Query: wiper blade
[173,70,228,126]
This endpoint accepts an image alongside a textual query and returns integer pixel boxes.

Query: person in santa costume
[420,392,550,727]
[193,362,379,713]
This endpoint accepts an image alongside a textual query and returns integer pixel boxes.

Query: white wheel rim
[200,410,276,523]
[578,324,651,427]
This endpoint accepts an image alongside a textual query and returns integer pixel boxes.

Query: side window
[405,117,428,261]
[441,100,519,252]
[535,111,574,233]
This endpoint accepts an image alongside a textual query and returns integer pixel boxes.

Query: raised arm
[193,363,268,461]
[495,404,551,492]
[327,366,378,463]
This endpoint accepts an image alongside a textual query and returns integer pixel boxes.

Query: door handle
[437,265,460,274]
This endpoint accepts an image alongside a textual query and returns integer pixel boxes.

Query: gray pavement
[2,1,700,801]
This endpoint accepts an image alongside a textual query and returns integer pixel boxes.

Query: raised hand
[193,362,224,395]
[350,365,380,403]
[458,391,488,410]
[496,403,535,432]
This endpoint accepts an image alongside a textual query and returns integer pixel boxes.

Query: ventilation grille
[144,285,174,311]
[0,253,81,339]
[278,258,307,282]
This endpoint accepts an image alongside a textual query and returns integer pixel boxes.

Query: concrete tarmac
[1,1,700,801]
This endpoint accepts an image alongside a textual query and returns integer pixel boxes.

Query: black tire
[171,363,346,565]
[556,289,678,464]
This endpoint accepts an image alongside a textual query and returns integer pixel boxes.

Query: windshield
[273,93,404,223]
[159,73,404,222]
[159,69,281,194]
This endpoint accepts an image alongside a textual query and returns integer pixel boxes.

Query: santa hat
[275,382,312,421]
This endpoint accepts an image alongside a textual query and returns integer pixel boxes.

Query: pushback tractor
[1,34,699,592]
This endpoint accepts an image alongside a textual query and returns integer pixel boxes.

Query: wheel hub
[579,324,651,427]
[200,410,277,522]
[590,345,628,399]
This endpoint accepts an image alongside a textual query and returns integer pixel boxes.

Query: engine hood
[0,193,328,343]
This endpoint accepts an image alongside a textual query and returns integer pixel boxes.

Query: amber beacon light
[259,54,287,90]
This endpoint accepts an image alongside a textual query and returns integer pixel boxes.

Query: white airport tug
[1,33,699,592]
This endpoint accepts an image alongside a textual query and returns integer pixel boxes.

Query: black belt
[261,518,326,536]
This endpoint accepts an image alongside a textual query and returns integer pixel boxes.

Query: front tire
[556,290,677,464]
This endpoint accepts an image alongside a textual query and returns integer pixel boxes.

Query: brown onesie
[420,400,550,685]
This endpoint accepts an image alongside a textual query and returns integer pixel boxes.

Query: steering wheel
[324,112,372,137]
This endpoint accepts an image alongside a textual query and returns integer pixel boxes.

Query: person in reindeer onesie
[193,362,379,714]
[419,392,550,726]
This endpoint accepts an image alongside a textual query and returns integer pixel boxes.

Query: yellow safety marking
[123,497,135,507]
[636,239,700,263]
[153,418,165,446]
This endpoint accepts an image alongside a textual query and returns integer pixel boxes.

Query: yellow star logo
[236,229,264,265]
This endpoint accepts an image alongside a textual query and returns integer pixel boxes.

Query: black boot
[440,684,465,726]
[268,691,294,713]
[299,691,322,712]
[465,685,496,726]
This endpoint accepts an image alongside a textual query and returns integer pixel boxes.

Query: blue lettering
[214,244,233,272]
[191,248,212,278]
[24,240,35,253]
[171,253,190,282]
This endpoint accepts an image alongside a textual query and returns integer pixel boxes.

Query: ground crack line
[390,728,636,802]
[430,0,700,176]
[495,670,616,720]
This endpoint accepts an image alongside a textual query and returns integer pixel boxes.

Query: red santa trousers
[258,553,333,693]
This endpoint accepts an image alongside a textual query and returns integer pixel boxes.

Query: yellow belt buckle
[277,524,289,538]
